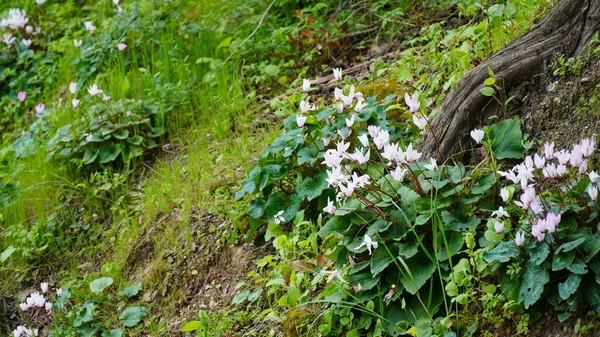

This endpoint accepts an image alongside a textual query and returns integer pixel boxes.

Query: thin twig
[216,0,276,72]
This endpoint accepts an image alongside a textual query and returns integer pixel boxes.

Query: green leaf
[484,77,496,86]
[1,246,16,262]
[483,241,519,263]
[442,211,480,231]
[181,321,202,332]
[248,288,263,302]
[233,290,250,304]
[556,237,586,253]
[263,64,280,76]
[248,198,266,218]
[480,87,495,97]
[485,117,523,159]
[147,127,164,138]
[90,277,113,293]
[298,147,318,165]
[567,259,587,274]
[117,282,142,297]
[558,274,581,300]
[297,171,328,201]
[318,216,348,238]
[518,263,550,309]
[77,325,99,337]
[529,243,550,265]
[102,329,123,337]
[98,142,121,164]
[400,252,436,295]
[112,129,129,140]
[349,272,379,291]
[73,302,95,327]
[216,36,233,50]
[552,251,575,271]
[470,173,496,194]
[127,135,144,145]
[82,147,98,165]
[119,306,148,327]
[371,246,394,277]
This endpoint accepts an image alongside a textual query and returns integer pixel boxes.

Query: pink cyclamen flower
[35,103,45,114]
[515,231,525,247]
[494,221,504,234]
[296,115,307,128]
[404,92,420,114]
[412,115,427,131]
[117,43,127,51]
[500,187,510,203]
[17,91,26,102]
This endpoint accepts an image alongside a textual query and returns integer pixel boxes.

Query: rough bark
[421,0,600,160]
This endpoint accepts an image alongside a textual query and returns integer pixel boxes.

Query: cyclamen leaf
[529,243,550,265]
[485,117,523,160]
[117,282,142,297]
[181,321,202,332]
[558,274,581,300]
[399,252,436,295]
[370,246,394,277]
[119,306,148,327]
[483,241,519,263]
[90,277,113,293]
[518,263,549,309]
[297,172,328,201]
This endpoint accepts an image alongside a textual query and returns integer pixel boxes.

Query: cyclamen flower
[299,99,315,114]
[358,133,369,148]
[72,98,80,109]
[333,87,343,101]
[1,9,28,30]
[351,148,370,166]
[296,115,307,128]
[494,221,504,234]
[533,153,545,169]
[580,137,595,158]
[403,143,422,162]
[404,92,419,114]
[500,187,510,203]
[373,130,390,150]
[36,0,46,4]
[589,171,599,185]
[515,231,525,247]
[56,288,62,297]
[355,234,378,255]
[515,186,536,210]
[69,82,77,94]
[3,33,16,46]
[491,206,509,218]
[323,149,343,168]
[470,129,485,144]
[302,79,311,92]
[326,166,347,188]
[45,302,52,312]
[84,21,96,33]
[40,282,48,293]
[19,303,30,311]
[545,212,561,234]
[273,210,285,224]
[554,149,570,165]
[322,137,330,147]
[588,185,599,201]
[327,269,346,283]
[544,141,555,159]
[73,39,82,47]
[88,84,103,96]
[323,198,336,215]
[117,43,127,51]
[17,91,26,102]
[345,114,355,128]
[381,143,400,164]
[354,100,367,112]
[367,125,380,139]
[391,166,408,182]
[333,67,342,81]
[22,39,31,47]
[412,115,427,131]
[424,158,438,171]
[35,103,45,114]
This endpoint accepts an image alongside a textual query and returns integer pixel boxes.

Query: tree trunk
[421,0,600,160]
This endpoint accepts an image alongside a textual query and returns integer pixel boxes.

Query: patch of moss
[282,308,317,337]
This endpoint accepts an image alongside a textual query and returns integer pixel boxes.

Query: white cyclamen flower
[302,78,311,92]
[333,67,342,81]
[327,269,346,283]
[73,39,83,47]
[323,197,336,215]
[515,231,525,247]
[88,83,103,96]
[470,129,484,144]
[117,43,127,51]
[84,21,96,33]
[355,234,378,255]
[273,210,285,224]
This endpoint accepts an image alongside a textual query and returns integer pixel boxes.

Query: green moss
[282,308,317,337]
